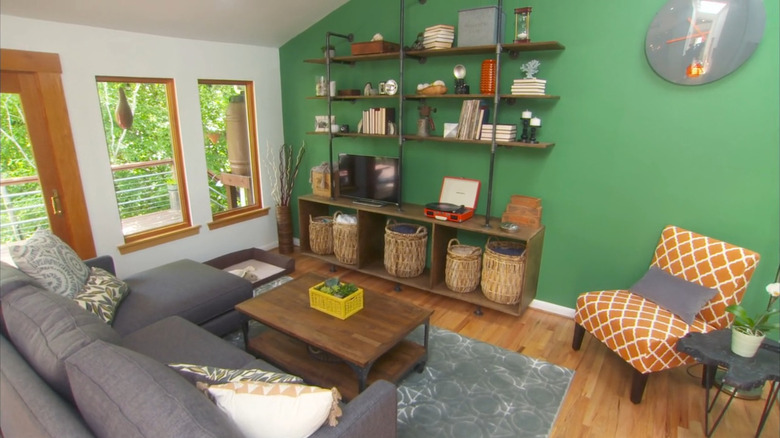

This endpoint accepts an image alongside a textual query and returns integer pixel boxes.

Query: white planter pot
[730,327,765,358]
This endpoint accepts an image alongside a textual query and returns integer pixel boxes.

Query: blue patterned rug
[397,326,574,438]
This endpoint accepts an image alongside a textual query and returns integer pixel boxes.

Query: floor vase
[276,205,294,254]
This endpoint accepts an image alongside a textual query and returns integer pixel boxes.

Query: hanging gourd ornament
[115,87,134,130]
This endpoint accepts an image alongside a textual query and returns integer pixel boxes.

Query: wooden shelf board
[406,41,565,58]
[403,135,554,149]
[248,330,426,401]
[306,95,399,100]
[405,94,560,100]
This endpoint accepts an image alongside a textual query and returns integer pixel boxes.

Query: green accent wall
[280,0,780,319]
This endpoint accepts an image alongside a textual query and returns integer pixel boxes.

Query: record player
[424,177,481,222]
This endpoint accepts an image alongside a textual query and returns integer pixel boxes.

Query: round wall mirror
[645,0,766,85]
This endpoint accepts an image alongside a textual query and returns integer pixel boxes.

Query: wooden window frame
[95,76,198,253]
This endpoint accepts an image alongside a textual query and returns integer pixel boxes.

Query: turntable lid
[439,177,480,209]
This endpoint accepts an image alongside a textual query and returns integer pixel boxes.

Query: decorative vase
[275,205,294,255]
[730,327,765,358]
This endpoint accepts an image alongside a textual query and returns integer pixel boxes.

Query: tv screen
[337,153,400,206]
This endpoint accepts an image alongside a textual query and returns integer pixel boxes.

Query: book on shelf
[425,24,455,32]
[423,41,454,49]
[513,78,547,84]
[480,124,517,142]
[361,107,396,135]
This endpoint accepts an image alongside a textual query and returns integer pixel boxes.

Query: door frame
[1,49,95,258]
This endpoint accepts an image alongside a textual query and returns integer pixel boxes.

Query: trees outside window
[197,80,262,223]
[95,77,191,244]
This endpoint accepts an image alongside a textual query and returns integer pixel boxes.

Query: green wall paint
[280,0,780,320]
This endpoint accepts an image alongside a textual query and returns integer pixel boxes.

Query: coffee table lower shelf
[247,330,426,401]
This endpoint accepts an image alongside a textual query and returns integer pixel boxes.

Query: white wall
[1,15,285,277]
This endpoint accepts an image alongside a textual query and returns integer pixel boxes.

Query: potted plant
[725,280,780,357]
[264,142,305,254]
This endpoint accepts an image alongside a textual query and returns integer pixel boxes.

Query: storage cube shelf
[298,195,544,317]
[309,282,364,320]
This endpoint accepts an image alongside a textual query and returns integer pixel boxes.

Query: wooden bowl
[417,85,448,95]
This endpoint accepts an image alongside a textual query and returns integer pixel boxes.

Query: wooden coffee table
[235,273,432,400]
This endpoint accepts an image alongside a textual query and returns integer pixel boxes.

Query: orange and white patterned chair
[572,225,760,403]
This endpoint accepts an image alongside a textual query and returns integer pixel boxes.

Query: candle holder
[514,7,532,44]
[529,117,542,143]
[520,110,532,142]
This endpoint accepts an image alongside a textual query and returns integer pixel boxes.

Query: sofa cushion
[0,261,41,299]
[65,340,243,438]
[203,381,342,438]
[121,315,256,368]
[0,336,96,438]
[9,229,90,298]
[112,259,252,336]
[1,284,121,401]
[168,363,303,386]
[72,267,129,325]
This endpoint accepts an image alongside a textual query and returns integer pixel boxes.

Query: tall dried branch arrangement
[265,141,306,206]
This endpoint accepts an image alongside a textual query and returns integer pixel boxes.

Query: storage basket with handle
[332,211,358,264]
[445,238,482,293]
[481,237,526,304]
[308,214,333,255]
[384,219,427,278]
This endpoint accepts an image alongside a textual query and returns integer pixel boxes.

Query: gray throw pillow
[629,266,718,325]
[10,229,89,298]
[65,341,244,438]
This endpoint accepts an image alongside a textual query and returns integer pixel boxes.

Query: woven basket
[445,239,482,293]
[332,211,358,265]
[384,220,427,278]
[481,238,526,304]
[308,215,333,255]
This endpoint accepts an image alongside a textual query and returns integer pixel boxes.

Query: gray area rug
[398,326,574,438]
[230,276,574,438]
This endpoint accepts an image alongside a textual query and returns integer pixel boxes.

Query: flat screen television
[337,153,400,207]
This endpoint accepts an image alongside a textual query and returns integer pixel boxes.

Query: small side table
[676,329,780,438]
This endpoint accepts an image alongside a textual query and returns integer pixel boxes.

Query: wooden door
[0,49,95,259]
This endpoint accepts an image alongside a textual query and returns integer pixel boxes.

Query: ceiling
[0,0,349,47]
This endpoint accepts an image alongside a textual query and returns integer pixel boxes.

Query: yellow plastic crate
[309,282,364,320]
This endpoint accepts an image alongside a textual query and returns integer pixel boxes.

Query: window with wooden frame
[95,76,197,252]
[197,80,266,229]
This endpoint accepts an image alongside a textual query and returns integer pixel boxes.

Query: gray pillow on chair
[629,266,718,325]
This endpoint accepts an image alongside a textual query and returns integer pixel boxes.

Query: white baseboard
[529,299,575,318]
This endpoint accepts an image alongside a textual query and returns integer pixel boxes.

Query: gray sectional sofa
[0,258,397,438]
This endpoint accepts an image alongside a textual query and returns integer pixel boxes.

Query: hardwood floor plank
[285,251,780,437]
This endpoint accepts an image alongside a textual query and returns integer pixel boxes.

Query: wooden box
[351,41,400,56]
[501,195,542,228]
[311,169,333,197]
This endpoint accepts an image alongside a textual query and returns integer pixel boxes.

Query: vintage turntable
[424,177,481,223]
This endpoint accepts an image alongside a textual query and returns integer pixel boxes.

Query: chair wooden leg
[630,369,649,404]
[572,323,586,350]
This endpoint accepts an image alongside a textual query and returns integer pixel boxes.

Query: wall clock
[645,0,765,85]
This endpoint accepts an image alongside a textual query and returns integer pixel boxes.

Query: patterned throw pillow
[168,363,304,386]
[10,229,90,298]
[72,267,130,325]
[202,381,342,438]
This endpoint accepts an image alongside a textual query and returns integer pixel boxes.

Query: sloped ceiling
[0,0,349,47]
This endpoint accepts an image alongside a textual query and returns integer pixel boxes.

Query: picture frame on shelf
[314,115,335,132]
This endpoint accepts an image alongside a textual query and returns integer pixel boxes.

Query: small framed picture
[315,115,335,132]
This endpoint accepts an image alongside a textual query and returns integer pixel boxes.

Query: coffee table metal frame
[236,273,432,398]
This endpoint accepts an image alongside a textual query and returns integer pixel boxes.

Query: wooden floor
[288,251,779,438]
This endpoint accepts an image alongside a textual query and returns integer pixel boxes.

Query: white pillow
[10,229,89,298]
[204,381,342,438]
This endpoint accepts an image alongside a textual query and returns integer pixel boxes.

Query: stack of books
[479,124,517,142]
[423,25,455,50]
[510,78,547,95]
[456,100,487,140]
[361,107,396,135]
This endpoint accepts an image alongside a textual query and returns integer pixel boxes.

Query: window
[197,80,265,228]
[95,77,195,249]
